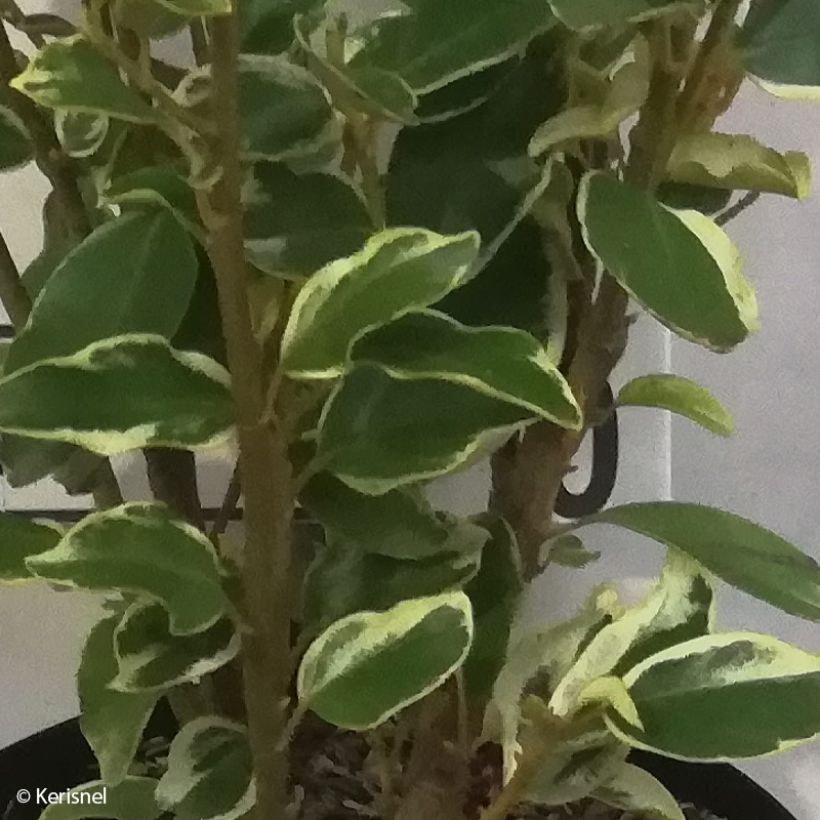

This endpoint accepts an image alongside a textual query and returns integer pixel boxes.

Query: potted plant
[0,0,818,818]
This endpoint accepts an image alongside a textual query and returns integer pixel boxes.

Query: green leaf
[156,718,254,820]
[11,36,157,123]
[579,172,759,351]
[28,503,229,634]
[591,502,820,622]
[548,0,700,30]
[667,132,812,200]
[317,363,537,494]
[593,763,684,820]
[39,778,162,820]
[740,0,820,100]
[351,309,581,429]
[303,540,481,629]
[617,374,734,437]
[241,0,325,55]
[55,110,110,159]
[7,211,198,373]
[529,50,649,156]
[298,592,474,729]
[0,335,233,455]
[0,105,32,170]
[609,632,820,759]
[78,616,160,785]
[172,250,227,366]
[104,165,201,235]
[295,16,418,124]
[0,514,60,582]
[242,161,371,278]
[300,472,489,560]
[549,552,714,717]
[237,55,337,162]
[113,601,240,692]
[351,0,553,94]
[387,44,566,330]
[463,517,522,702]
[281,229,479,378]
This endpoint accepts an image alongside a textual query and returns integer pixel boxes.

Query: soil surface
[290,720,725,820]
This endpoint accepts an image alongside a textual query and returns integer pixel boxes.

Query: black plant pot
[0,715,798,820]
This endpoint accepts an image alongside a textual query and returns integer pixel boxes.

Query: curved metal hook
[555,382,619,519]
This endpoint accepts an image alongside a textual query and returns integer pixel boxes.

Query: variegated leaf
[40,778,162,820]
[113,601,240,692]
[529,50,649,156]
[487,586,621,780]
[609,633,820,759]
[238,55,338,162]
[579,172,759,352]
[667,132,812,200]
[0,335,233,455]
[740,0,820,101]
[591,503,820,621]
[28,503,229,635]
[11,36,157,124]
[104,166,201,236]
[298,592,474,729]
[350,0,553,95]
[549,553,714,717]
[617,374,734,437]
[242,161,371,277]
[521,699,629,806]
[316,363,536,494]
[351,310,581,429]
[79,616,160,785]
[295,15,417,124]
[156,718,254,820]
[7,211,198,372]
[593,763,684,820]
[303,540,481,629]
[55,110,110,158]
[281,229,479,378]
[300,472,489,560]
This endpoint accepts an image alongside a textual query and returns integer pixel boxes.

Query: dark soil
[290,719,724,820]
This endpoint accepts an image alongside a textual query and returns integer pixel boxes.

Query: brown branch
[676,0,744,132]
[199,10,294,817]
[716,190,761,226]
[0,230,31,329]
